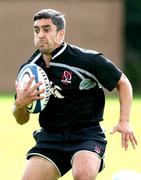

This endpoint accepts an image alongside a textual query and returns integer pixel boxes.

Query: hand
[15,76,45,109]
[110,121,138,150]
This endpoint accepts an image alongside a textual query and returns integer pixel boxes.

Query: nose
[38,29,46,38]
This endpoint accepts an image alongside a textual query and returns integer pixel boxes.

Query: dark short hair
[33,9,66,31]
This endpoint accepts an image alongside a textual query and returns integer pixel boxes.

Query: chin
[39,48,50,55]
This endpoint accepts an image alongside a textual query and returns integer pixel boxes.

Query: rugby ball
[17,64,50,113]
[112,170,141,180]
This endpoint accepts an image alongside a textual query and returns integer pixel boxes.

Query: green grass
[0,95,140,180]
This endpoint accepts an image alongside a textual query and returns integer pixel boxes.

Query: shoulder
[28,49,41,63]
[65,44,108,68]
[19,50,42,70]
[66,43,102,57]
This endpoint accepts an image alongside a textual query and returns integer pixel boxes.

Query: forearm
[111,74,137,150]
[116,73,133,122]
[13,99,30,125]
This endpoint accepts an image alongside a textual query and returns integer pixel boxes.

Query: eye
[43,26,51,32]
[34,27,40,33]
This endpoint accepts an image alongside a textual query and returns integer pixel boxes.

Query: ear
[57,29,65,43]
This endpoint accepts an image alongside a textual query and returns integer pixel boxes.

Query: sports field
[0,94,140,180]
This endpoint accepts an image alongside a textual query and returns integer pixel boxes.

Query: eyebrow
[33,24,51,28]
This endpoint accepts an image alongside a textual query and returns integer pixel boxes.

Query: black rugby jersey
[21,43,122,130]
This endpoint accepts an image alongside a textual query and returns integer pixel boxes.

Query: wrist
[15,99,26,110]
[119,116,130,122]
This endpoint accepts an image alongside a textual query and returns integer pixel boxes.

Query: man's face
[33,18,64,54]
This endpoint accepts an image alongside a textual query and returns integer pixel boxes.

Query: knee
[72,169,96,180]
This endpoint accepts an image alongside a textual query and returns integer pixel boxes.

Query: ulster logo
[50,82,64,99]
[61,70,72,85]
[94,146,101,155]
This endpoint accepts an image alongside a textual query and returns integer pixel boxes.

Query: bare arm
[117,73,132,122]
[110,73,137,150]
[12,98,30,125]
[12,77,45,125]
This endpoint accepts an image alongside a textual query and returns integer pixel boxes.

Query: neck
[43,54,52,67]
[42,43,65,67]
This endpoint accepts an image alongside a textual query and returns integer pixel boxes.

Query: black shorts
[27,124,107,176]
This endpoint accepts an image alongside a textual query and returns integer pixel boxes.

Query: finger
[129,135,136,149]
[121,133,126,149]
[26,76,35,88]
[38,88,45,95]
[132,133,138,146]
[33,88,45,97]
[31,81,43,92]
[15,80,21,92]
[129,133,138,149]
[124,134,129,150]
[35,95,45,100]
[35,91,45,100]
[15,80,19,89]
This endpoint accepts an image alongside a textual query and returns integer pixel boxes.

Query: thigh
[27,129,72,176]
[72,151,101,180]
[22,156,60,180]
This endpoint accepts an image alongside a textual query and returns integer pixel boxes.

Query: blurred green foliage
[125,0,141,92]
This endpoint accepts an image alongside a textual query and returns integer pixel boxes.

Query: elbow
[16,119,28,125]
[116,73,132,91]
[13,112,29,125]
[13,113,29,125]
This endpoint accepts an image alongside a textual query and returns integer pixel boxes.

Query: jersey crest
[61,70,72,85]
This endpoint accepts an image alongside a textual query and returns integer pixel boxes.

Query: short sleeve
[89,54,122,91]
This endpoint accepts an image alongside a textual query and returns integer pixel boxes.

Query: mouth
[38,42,48,49]
[38,41,46,45]
[38,38,48,44]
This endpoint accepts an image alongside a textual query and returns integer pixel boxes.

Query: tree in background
[125,0,141,93]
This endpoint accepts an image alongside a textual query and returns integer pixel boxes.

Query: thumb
[110,126,118,134]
